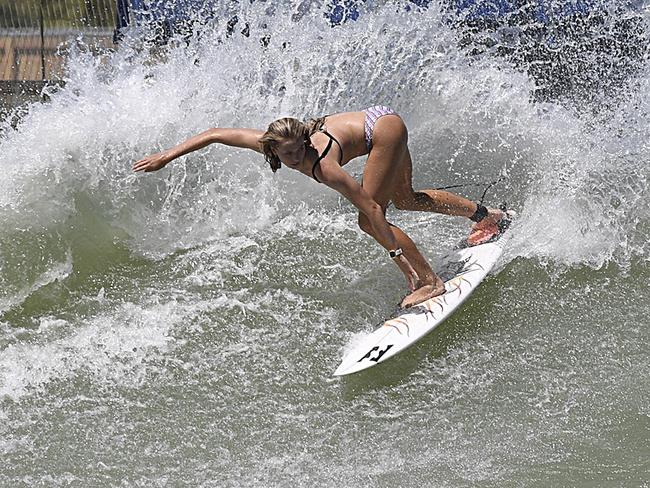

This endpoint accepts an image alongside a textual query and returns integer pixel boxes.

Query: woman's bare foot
[467,208,505,246]
[400,279,446,308]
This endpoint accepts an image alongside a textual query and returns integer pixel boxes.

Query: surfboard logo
[358,345,394,363]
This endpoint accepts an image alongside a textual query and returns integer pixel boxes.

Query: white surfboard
[333,213,514,377]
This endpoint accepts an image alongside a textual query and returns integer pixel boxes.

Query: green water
[1,211,648,486]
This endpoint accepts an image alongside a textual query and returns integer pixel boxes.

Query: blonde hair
[259,116,326,172]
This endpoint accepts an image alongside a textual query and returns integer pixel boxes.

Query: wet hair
[259,116,326,172]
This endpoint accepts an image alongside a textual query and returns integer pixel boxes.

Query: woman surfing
[133,106,505,308]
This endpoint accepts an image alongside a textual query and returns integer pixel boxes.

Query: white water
[0,1,648,485]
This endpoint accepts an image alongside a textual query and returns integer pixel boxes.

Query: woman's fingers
[132,157,150,171]
[133,154,166,172]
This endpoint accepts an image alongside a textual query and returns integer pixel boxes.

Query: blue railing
[114,0,631,35]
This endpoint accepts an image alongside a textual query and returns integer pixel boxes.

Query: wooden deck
[0,34,114,81]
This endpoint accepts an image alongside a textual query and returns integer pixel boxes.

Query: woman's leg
[391,149,475,215]
[391,148,505,244]
[359,115,445,307]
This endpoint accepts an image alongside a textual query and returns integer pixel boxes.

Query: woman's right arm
[132,128,264,172]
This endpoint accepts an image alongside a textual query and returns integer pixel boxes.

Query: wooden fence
[0,32,113,80]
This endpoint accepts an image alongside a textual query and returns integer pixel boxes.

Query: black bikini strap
[311,136,333,183]
[320,130,343,165]
[311,129,344,183]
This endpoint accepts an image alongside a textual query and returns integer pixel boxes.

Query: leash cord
[434,176,507,206]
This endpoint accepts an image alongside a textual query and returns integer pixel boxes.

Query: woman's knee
[393,191,418,210]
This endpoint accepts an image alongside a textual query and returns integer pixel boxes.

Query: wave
[0,0,648,312]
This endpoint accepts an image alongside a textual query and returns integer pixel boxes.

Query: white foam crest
[0,300,180,401]
[0,1,647,269]
[503,103,650,268]
[405,49,650,269]
[0,29,287,257]
[271,203,358,235]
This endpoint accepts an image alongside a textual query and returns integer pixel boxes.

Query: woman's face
[274,138,306,168]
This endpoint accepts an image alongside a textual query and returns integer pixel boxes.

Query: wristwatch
[389,248,403,259]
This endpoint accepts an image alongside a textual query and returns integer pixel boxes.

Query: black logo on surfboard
[358,345,394,363]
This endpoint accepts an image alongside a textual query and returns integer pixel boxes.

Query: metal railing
[0,0,118,80]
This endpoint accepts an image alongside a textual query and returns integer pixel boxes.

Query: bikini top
[311,129,343,183]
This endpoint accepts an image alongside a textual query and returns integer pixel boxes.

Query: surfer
[133,106,505,308]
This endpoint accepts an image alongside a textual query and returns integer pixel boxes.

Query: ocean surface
[1,1,649,486]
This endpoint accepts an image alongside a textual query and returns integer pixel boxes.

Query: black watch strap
[389,248,403,259]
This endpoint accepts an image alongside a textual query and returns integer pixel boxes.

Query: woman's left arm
[324,169,396,249]
[320,164,419,289]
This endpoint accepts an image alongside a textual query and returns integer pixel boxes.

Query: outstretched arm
[133,128,264,172]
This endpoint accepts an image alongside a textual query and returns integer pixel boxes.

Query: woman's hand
[132,151,173,173]
[393,254,420,291]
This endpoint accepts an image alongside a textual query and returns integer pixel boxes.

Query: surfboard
[333,212,514,377]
